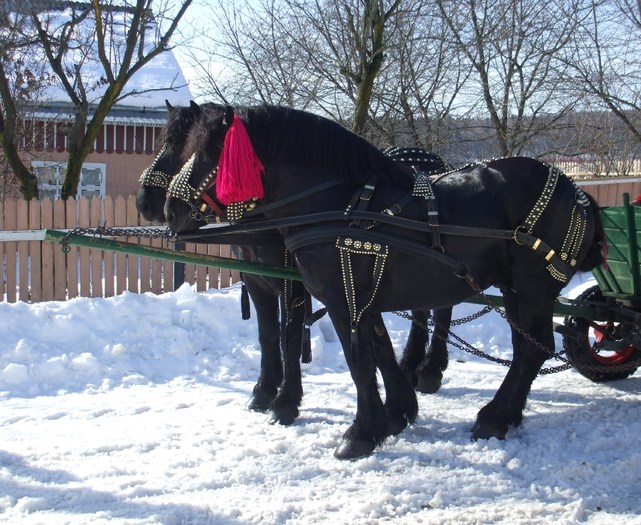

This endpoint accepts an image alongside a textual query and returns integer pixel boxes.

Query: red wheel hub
[592,323,637,365]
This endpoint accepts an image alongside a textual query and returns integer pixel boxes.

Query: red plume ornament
[216,115,265,205]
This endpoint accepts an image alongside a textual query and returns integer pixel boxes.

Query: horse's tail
[577,192,605,272]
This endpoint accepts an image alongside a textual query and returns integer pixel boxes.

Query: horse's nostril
[165,207,175,227]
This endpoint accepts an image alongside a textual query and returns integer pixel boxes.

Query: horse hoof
[248,391,274,412]
[268,407,299,426]
[386,414,409,436]
[334,438,376,460]
[471,420,507,440]
[416,374,442,394]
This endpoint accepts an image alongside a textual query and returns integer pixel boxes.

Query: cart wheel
[563,285,641,382]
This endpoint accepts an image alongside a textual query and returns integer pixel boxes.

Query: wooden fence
[0,195,240,303]
[576,177,641,207]
[1,177,640,304]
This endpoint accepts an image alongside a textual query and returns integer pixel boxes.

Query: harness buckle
[513,225,528,245]
[384,204,402,216]
[359,184,375,202]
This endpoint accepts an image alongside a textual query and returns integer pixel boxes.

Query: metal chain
[395,269,640,375]
[467,284,575,374]
[468,281,641,374]
[59,227,638,375]
[61,226,175,252]
[393,308,524,369]
[393,306,571,374]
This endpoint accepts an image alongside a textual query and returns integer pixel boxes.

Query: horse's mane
[160,102,218,159]
[160,106,194,157]
[184,104,413,188]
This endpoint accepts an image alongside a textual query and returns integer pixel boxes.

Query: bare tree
[0,0,192,200]
[436,0,585,157]
[370,1,468,152]
[0,8,47,198]
[185,0,320,109]
[190,0,409,138]
[564,0,641,146]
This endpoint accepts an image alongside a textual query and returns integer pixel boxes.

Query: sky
[172,0,222,98]
[1,272,640,524]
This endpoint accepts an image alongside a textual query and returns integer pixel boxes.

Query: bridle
[138,145,173,189]
[167,154,229,223]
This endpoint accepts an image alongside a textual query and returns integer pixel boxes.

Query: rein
[177,208,574,282]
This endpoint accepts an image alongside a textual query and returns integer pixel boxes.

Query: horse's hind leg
[372,314,418,436]
[472,289,555,440]
[244,280,283,413]
[269,281,306,425]
[399,309,429,387]
[416,308,451,394]
[399,308,451,394]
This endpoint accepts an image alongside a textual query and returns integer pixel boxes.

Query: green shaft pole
[44,229,302,281]
[42,230,594,318]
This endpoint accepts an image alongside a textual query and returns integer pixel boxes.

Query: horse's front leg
[331,311,390,460]
[473,289,554,440]
[244,278,283,413]
[269,281,306,425]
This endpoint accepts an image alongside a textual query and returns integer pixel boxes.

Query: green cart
[562,193,641,381]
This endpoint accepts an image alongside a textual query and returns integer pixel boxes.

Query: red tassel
[216,115,265,205]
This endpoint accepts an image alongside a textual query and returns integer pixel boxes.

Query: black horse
[136,102,449,428]
[164,104,604,460]
[137,101,309,426]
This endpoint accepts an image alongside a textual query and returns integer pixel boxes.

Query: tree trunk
[0,126,39,200]
[351,2,387,135]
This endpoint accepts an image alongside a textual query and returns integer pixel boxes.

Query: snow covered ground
[1,273,640,524]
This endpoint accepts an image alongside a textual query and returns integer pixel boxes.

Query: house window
[32,161,106,199]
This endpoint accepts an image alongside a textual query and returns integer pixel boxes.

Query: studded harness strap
[330,164,590,359]
[167,154,227,221]
[336,236,389,363]
[139,145,173,189]
[516,165,590,282]
[412,170,442,250]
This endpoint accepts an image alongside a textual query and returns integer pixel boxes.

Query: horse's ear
[165,99,173,110]
[189,100,201,116]
[223,105,235,127]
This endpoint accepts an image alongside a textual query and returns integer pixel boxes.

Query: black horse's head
[136,100,208,223]
[164,103,234,232]
[164,104,417,233]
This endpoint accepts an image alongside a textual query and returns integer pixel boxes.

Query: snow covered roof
[36,44,193,111]
[28,104,172,126]
[14,1,193,122]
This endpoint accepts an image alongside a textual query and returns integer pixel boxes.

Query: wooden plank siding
[1,195,243,303]
[579,178,641,207]
[0,177,639,303]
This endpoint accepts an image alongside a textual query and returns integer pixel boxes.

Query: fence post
[173,241,185,290]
